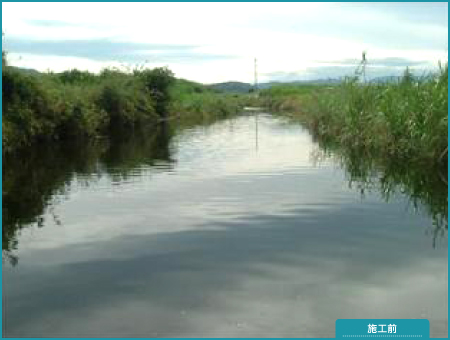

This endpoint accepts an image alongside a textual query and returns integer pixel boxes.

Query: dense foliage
[260,65,448,167]
[2,62,246,154]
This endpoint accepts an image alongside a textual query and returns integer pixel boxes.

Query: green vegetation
[261,64,448,236]
[171,82,241,125]
[260,65,448,167]
[2,58,246,154]
[260,84,327,113]
[2,65,171,153]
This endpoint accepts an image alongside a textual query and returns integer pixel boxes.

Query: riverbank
[260,64,448,169]
[2,65,246,154]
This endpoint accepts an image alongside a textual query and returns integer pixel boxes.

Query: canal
[3,113,447,337]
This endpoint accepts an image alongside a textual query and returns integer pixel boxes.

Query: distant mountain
[208,79,343,93]
[280,78,342,85]
[208,81,254,93]
[369,74,434,84]
[9,66,41,75]
[7,66,424,89]
[369,76,401,84]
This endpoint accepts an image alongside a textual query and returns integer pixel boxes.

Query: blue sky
[2,2,448,83]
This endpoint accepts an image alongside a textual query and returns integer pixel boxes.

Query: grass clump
[313,66,448,165]
[261,64,448,167]
[259,84,326,113]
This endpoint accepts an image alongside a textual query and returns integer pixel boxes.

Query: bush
[136,67,175,118]
[2,59,245,154]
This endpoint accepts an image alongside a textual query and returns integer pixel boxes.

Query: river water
[2,113,447,337]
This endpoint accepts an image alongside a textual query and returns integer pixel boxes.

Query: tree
[137,67,175,118]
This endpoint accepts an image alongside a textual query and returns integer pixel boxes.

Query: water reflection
[2,125,174,264]
[310,135,448,247]
[4,203,447,337]
[2,114,447,337]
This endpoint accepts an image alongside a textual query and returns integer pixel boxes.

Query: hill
[208,81,254,93]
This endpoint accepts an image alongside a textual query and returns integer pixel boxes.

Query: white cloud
[2,2,448,82]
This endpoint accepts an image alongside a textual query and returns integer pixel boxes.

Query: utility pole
[355,51,367,83]
[254,57,259,152]
[254,58,258,92]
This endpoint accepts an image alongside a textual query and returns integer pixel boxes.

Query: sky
[2,2,448,84]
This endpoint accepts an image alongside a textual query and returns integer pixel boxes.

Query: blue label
[336,319,430,338]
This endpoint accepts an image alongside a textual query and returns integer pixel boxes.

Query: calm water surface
[3,113,448,337]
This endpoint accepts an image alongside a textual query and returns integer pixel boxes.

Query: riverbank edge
[259,66,448,171]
